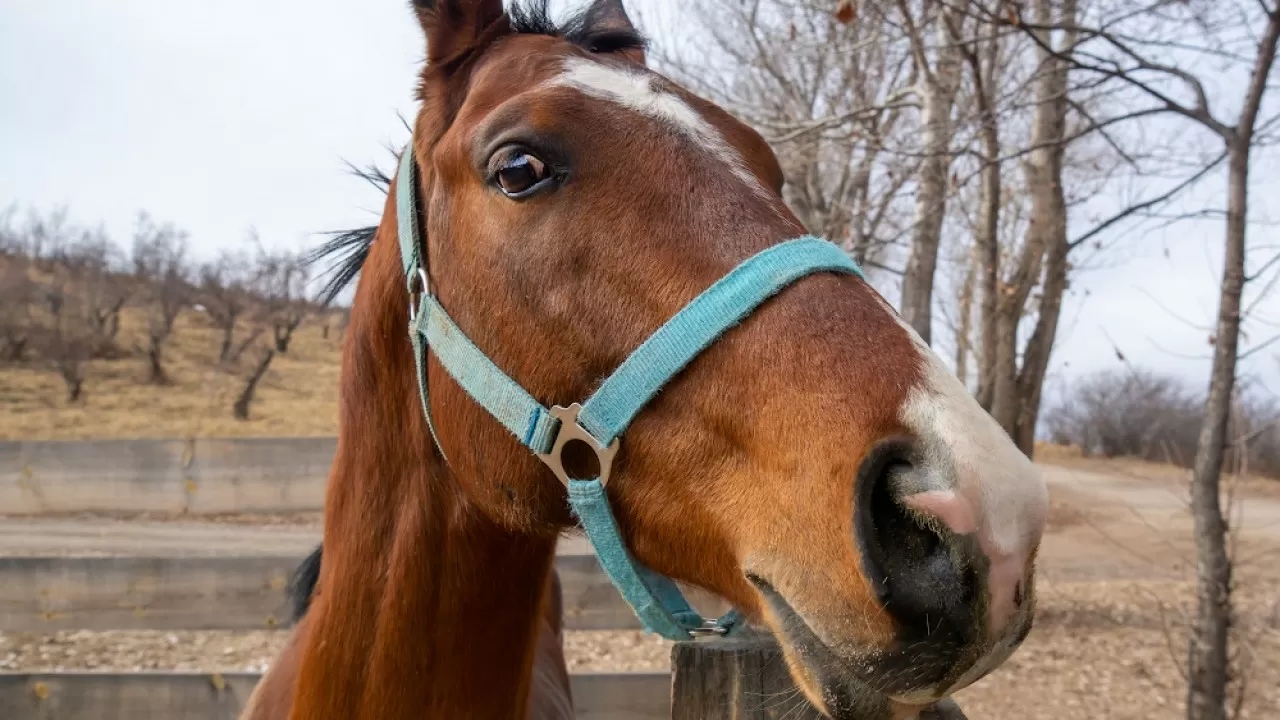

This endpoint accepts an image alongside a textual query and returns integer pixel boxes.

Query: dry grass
[0,307,343,441]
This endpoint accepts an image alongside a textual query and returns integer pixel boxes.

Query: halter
[396,144,863,640]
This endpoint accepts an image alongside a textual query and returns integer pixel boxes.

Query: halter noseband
[396,144,863,640]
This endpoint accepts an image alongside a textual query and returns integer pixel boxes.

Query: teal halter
[396,145,863,640]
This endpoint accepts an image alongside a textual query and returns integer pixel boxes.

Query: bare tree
[1008,1,1280,715]
[69,228,132,349]
[38,278,99,403]
[253,241,312,354]
[660,0,918,270]
[0,255,37,362]
[989,0,1077,450]
[200,248,257,363]
[894,0,966,344]
[132,214,190,385]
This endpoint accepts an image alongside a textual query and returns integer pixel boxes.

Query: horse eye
[493,152,552,198]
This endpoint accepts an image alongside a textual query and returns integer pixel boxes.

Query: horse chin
[750,575,987,720]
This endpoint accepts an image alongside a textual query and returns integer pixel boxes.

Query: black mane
[307,0,646,306]
[511,0,647,55]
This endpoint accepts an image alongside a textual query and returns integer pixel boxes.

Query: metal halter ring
[535,404,620,487]
[407,268,430,322]
[687,620,731,638]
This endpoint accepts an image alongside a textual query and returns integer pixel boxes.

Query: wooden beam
[0,672,670,720]
[0,555,726,633]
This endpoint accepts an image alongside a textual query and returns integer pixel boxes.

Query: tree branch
[1068,150,1230,250]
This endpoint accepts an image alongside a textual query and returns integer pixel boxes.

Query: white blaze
[548,57,767,195]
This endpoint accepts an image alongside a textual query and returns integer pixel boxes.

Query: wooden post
[670,628,969,719]
[670,628,824,720]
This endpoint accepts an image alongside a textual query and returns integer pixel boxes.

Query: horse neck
[288,217,558,720]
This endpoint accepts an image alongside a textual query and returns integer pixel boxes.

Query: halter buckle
[407,268,430,323]
[536,404,619,487]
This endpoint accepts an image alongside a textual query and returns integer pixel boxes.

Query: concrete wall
[0,672,671,720]
[0,554,727,633]
[0,438,334,515]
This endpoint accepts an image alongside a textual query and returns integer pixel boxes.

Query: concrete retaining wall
[0,672,671,720]
[0,438,334,515]
[0,554,726,633]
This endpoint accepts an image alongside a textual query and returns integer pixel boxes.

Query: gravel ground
[0,629,670,675]
[5,580,1275,719]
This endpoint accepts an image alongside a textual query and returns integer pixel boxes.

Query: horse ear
[583,0,646,65]
[412,0,507,67]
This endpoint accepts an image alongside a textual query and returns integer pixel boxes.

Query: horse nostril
[853,438,977,645]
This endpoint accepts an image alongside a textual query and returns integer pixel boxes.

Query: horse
[240,1,1049,718]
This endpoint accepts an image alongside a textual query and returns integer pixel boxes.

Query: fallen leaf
[835,0,856,25]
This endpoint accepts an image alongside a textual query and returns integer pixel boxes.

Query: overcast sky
[3,0,1277,399]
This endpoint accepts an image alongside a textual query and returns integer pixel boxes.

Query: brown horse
[242,0,1048,718]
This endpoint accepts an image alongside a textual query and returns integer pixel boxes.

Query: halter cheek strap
[396,144,863,640]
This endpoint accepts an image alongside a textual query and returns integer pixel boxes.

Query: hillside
[0,306,342,441]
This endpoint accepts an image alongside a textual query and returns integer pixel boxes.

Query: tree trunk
[899,82,952,345]
[274,326,292,354]
[219,321,235,362]
[989,309,1022,432]
[970,9,1002,412]
[899,10,961,346]
[274,317,301,354]
[147,340,168,385]
[954,249,976,385]
[60,366,84,403]
[1185,142,1246,720]
[234,349,276,420]
[990,0,1074,444]
[1186,10,1279,712]
[5,336,28,362]
[1015,231,1068,455]
[974,148,1001,411]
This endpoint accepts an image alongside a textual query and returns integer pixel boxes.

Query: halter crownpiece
[395,143,864,640]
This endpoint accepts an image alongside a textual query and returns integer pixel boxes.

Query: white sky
[2,0,1277,399]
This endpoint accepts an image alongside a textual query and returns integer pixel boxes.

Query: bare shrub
[1045,369,1280,478]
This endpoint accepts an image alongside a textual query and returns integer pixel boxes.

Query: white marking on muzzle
[548,57,767,196]
[894,319,1049,640]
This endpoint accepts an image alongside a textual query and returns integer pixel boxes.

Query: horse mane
[288,544,324,622]
[306,0,647,306]
[509,0,647,55]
